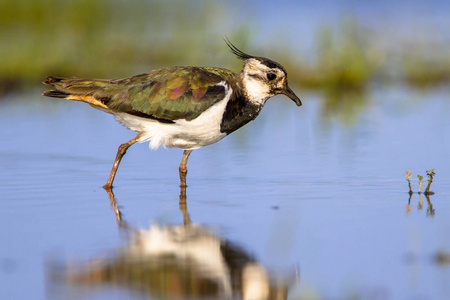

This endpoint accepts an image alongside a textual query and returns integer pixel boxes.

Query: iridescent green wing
[107,67,237,121]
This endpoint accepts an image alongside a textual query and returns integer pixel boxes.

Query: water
[0,86,449,300]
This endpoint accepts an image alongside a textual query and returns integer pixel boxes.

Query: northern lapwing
[43,39,301,189]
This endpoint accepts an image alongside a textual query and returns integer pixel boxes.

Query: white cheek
[245,78,270,105]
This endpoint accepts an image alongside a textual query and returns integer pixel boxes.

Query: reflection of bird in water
[48,189,292,300]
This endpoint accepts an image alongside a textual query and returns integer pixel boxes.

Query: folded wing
[43,67,236,122]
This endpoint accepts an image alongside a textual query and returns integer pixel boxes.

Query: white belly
[113,83,231,150]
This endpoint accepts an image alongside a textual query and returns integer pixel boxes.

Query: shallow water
[0,86,449,300]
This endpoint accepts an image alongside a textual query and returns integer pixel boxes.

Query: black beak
[282,85,302,106]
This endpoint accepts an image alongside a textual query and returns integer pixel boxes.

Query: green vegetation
[405,170,413,195]
[403,47,450,88]
[291,19,383,90]
[405,170,436,216]
[425,169,436,195]
[1,1,449,96]
[0,0,248,94]
[417,175,424,194]
[405,170,436,195]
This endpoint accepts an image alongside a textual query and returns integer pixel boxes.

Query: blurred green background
[1,0,449,96]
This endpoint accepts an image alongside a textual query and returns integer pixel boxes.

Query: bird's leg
[179,150,192,189]
[179,187,191,226]
[103,134,141,190]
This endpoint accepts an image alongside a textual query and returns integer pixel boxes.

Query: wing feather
[107,67,236,121]
[43,67,238,122]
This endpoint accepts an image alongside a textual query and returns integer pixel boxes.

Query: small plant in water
[424,169,436,195]
[405,170,413,194]
[417,175,423,194]
[404,170,436,217]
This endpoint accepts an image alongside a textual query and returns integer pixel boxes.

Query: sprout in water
[405,170,413,194]
[424,169,435,195]
[417,175,423,194]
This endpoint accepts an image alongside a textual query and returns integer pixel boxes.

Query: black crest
[223,37,286,73]
[224,37,255,60]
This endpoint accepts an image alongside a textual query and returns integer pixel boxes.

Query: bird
[42,39,301,190]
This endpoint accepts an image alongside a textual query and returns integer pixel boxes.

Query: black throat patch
[220,94,262,135]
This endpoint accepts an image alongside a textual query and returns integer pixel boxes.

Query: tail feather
[42,90,70,98]
[43,76,64,86]
[42,76,114,110]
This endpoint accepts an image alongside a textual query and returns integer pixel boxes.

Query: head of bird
[225,38,302,107]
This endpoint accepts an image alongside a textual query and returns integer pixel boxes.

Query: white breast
[113,82,231,150]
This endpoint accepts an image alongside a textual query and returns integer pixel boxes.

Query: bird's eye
[267,73,276,81]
